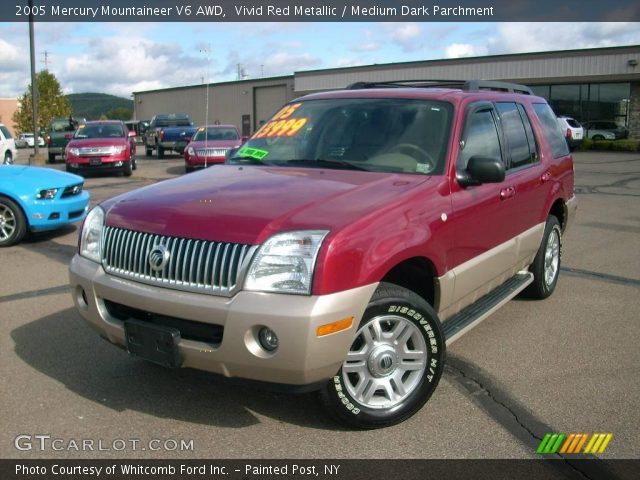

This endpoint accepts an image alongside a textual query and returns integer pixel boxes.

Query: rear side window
[458,109,502,171]
[533,103,569,158]
[496,102,537,169]
[566,118,581,128]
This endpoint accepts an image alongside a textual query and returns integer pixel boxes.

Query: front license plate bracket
[124,319,182,368]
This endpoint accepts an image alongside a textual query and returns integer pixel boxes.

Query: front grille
[61,183,83,198]
[104,299,224,346]
[196,148,228,157]
[101,226,256,296]
[77,146,115,155]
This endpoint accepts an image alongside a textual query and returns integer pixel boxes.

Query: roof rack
[346,79,533,95]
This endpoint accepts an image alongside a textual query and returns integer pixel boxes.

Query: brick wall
[0,99,18,137]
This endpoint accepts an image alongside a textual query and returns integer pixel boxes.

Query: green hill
[67,93,133,120]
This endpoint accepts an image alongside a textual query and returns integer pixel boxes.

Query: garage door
[254,85,288,131]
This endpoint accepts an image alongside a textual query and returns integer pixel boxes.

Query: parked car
[47,117,87,163]
[65,120,137,177]
[16,133,45,148]
[69,80,576,429]
[0,124,17,165]
[557,116,584,150]
[144,114,197,159]
[184,125,244,173]
[124,120,150,144]
[582,120,629,140]
[0,165,90,246]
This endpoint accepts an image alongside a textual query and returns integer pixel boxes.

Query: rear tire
[319,282,445,429]
[0,196,27,247]
[522,215,562,299]
[592,135,604,141]
[145,145,152,156]
[3,151,13,165]
[156,145,164,159]
[48,153,56,163]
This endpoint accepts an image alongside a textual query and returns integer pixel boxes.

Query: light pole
[28,0,39,162]
[199,44,211,167]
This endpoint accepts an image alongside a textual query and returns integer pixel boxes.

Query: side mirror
[457,156,505,187]
[225,147,240,162]
[241,136,249,144]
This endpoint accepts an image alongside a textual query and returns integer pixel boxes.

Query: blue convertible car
[0,165,90,246]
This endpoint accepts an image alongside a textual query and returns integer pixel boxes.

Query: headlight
[36,188,58,199]
[69,148,80,156]
[187,147,195,156]
[80,206,104,263]
[245,230,329,295]
[108,145,126,155]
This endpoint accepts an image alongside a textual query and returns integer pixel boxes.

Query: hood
[104,165,429,245]
[68,138,128,148]
[188,140,241,149]
[0,165,83,190]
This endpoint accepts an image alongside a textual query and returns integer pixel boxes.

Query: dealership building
[133,45,640,139]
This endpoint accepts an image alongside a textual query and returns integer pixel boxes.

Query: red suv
[69,80,576,428]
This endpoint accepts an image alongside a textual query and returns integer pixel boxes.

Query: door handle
[541,171,552,183]
[500,186,516,200]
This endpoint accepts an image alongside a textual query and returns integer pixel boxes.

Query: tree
[12,70,71,134]
[105,107,133,121]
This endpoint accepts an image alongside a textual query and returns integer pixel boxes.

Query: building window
[531,82,630,129]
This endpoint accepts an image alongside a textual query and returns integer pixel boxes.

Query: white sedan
[16,133,45,148]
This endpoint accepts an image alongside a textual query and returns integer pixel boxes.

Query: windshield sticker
[197,127,205,132]
[416,163,430,174]
[237,146,269,160]
[273,103,302,121]
[253,117,308,139]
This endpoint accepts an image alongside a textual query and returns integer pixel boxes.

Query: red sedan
[184,125,243,173]
[65,121,137,177]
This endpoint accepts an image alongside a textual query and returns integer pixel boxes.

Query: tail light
[160,130,165,141]
[47,136,52,145]
[566,128,571,139]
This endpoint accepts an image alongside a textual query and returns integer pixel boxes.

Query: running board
[443,272,534,345]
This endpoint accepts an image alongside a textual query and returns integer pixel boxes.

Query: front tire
[0,196,27,247]
[319,282,445,429]
[523,215,562,299]
[122,161,133,177]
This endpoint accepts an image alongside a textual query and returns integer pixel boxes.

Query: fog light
[114,161,123,167]
[258,327,278,351]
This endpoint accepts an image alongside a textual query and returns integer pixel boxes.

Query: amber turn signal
[317,317,354,337]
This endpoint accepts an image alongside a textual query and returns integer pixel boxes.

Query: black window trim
[495,101,541,175]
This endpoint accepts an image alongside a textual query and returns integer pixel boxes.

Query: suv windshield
[75,123,125,139]
[193,127,239,141]
[230,98,453,175]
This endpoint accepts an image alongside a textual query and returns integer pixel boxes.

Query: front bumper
[28,191,90,231]
[69,254,377,386]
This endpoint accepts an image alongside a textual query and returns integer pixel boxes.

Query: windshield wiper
[284,159,371,172]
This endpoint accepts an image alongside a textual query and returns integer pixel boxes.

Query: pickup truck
[70,80,576,429]
[144,114,197,159]
[47,117,86,163]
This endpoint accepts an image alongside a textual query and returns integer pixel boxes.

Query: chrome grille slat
[196,148,228,157]
[101,227,252,296]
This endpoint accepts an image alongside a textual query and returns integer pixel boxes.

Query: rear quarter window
[533,103,569,158]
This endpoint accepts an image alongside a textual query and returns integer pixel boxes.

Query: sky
[1,22,639,99]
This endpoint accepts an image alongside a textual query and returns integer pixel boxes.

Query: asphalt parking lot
[1,148,638,462]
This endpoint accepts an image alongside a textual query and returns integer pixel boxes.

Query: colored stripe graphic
[538,433,612,454]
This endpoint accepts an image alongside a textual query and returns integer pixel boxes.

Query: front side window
[458,109,502,171]
[230,98,454,175]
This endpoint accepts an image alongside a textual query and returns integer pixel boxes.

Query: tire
[185,166,194,173]
[156,145,164,159]
[522,215,562,299]
[3,151,13,165]
[319,282,445,429]
[145,145,152,156]
[0,196,27,247]
[48,153,56,163]
[122,161,133,177]
[592,135,604,141]
[132,156,137,170]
